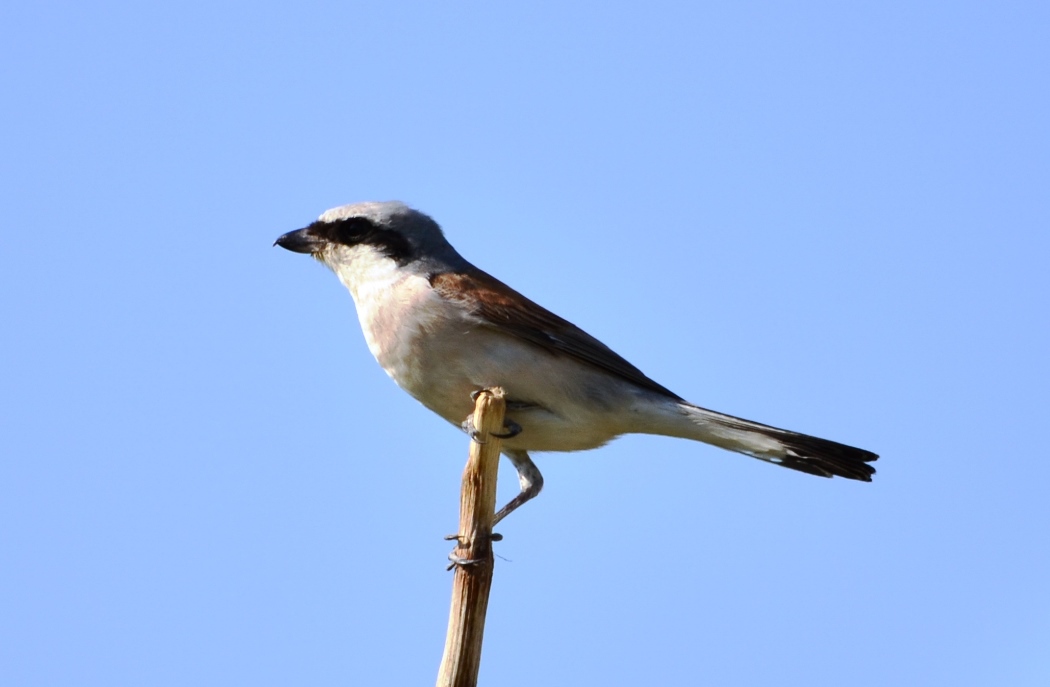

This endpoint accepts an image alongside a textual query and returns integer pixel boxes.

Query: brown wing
[429,270,682,400]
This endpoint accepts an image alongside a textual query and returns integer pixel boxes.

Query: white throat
[327,244,403,304]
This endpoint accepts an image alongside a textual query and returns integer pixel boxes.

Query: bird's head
[274,201,458,272]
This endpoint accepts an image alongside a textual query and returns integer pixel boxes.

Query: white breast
[330,247,461,400]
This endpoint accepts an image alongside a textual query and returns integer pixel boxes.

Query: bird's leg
[445,448,542,565]
[493,450,544,525]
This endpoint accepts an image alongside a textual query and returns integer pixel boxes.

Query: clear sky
[3,2,1048,685]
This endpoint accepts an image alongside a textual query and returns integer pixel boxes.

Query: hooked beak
[274,228,326,254]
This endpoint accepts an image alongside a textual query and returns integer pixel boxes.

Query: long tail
[677,402,877,481]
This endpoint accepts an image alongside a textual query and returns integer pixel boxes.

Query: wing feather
[428,270,681,400]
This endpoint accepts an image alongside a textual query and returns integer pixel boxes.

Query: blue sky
[3,2,1048,685]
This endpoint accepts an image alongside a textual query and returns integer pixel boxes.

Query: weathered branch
[436,388,506,687]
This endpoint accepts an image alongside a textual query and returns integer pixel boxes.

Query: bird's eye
[324,217,375,246]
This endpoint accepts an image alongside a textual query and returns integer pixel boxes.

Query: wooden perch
[436,388,506,687]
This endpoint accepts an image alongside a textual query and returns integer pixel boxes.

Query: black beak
[274,228,325,254]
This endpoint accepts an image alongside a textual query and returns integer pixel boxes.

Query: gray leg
[493,450,544,525]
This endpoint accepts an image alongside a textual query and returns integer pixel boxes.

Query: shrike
[276,201,877,524]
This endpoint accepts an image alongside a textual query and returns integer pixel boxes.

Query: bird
[275,201,877,524]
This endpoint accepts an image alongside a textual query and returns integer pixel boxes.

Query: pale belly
[378,320,659,452]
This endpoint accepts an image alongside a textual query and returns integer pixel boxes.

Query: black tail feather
[680,403,878,481]
[771,430,877,481]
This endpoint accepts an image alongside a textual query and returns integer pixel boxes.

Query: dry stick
[436,388,507,687]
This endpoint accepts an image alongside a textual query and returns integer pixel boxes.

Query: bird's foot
[461,415,522,443]
[461,414,486,443]
[444,532,503,570]
[491,419,522,439]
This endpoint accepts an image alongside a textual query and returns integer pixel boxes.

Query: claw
[490,419,522,439]
[446,552,485,570]
[445,533,502,570]
[461,415,487,443]
[462,415,522,443]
